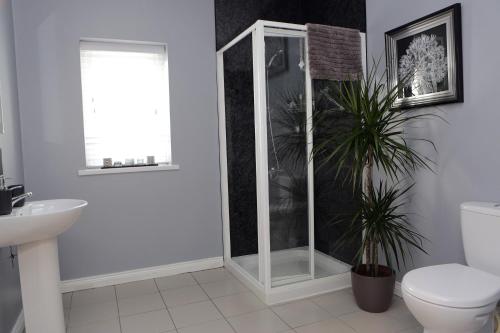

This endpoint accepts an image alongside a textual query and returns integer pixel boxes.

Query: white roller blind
[80,40,171,168]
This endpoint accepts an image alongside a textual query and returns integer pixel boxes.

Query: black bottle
[0,176,12,215]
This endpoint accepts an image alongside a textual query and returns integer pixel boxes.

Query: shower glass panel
[217,20,366,303]
[312,80,360,279]
[265,35,311,287]
[223,35,259,281]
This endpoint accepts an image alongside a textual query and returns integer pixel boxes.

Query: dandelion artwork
[395,22,449,99]
[399,33,448,96]
[385,4,463,108]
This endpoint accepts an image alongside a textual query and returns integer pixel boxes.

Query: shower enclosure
[217,20,366,304]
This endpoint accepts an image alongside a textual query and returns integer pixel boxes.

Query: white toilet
[402,202,500,333]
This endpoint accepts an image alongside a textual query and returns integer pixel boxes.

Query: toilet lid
[402,264,500,308]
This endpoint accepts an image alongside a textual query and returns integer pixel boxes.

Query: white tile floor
[63,267,422,333]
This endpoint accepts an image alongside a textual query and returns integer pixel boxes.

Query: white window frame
[77,38,179,176]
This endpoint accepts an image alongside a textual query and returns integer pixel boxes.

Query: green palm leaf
[312,59,442,188]
[312,59,442,276]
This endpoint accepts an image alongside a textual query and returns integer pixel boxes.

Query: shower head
[267,49,284,68]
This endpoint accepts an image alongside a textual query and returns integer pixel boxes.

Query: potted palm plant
[313,61,440,313]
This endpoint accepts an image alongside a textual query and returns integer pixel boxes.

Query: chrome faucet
[12,192,32,207]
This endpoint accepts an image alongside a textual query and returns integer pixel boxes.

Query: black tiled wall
[216,0,365,264]
[215,0,366,50]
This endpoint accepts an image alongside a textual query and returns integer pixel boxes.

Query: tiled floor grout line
[307,295,363,322]
[193,271,240,333]
[336,314,363,333]
[153,278,179,332]
[267,302,295,331]
[64,269,420,333]
[113,285,124,333]
[199,269,416,333]
[223,269,296,333]
[268,289,371,332]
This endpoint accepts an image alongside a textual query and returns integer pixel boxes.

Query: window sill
[78,164,180,176]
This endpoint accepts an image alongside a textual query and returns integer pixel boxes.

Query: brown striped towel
[306,23,362,81]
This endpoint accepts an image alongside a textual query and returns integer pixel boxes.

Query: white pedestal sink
[0,199,88,333]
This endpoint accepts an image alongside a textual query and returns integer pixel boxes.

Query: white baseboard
[11,309,24,333]
[394,281,402,297]
[60,256,223,293]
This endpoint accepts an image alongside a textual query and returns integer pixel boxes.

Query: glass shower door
[265,34,311,286]
[223,34,260,281]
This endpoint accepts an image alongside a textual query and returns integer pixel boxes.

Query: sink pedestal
[18,237,66,333]
[0,199,88,332]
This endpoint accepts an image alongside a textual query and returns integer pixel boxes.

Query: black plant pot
[351,264,396,313]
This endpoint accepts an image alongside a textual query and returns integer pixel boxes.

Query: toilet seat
[402,263,500,308]
[402,289,497,333]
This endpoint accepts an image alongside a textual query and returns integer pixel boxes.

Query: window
[79,40,171,168]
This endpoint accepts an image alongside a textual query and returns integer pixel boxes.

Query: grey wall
[0,0,24,330]
[12,0,222,280]
[367,0,500,276]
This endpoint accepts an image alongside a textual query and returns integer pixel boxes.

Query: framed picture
[385,3,463,109]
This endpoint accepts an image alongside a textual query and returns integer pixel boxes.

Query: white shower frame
[217,20,367,305]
